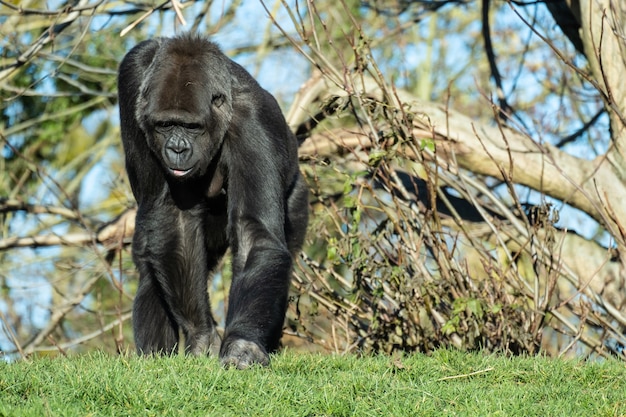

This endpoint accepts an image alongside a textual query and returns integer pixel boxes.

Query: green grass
[1,349,625,416]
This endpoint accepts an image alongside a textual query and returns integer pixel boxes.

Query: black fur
[117,34,308,368]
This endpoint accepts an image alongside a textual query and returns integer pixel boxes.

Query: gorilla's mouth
[169,167,193,177]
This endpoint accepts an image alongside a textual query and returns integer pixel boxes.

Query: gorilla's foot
[220,339,269,369]
[187,328,221,357]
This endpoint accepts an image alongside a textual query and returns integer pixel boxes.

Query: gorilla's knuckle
[220,339,269,369]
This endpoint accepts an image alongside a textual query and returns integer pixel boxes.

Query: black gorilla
[117,34,308,369]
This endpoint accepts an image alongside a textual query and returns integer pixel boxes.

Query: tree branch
[0,208,135,251]
[291,74,626,239]
[481,0,513,119]
[544,0,585,55]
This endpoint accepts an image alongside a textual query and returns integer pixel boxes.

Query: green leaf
[420,139,435,152]
[368,150,387,166]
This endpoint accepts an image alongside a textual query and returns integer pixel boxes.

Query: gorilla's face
[136,40,233,180]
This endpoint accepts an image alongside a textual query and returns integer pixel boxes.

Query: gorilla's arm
[219,65,302,367]
[117,39,164,204]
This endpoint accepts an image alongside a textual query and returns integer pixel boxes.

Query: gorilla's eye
[155,121,175,130]
[182,122,202,130]
[212,94,225,107]
[154,121,202,132]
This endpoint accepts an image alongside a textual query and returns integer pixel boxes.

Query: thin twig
[437,367,495,381]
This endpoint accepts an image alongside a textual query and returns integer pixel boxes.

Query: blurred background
[1,0,625,360]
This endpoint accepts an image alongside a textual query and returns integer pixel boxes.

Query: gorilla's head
[136,36,233,180]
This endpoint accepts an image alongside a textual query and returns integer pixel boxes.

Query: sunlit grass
[1,349,625,416]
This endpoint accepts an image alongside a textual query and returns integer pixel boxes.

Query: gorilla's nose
[164,137,192,165]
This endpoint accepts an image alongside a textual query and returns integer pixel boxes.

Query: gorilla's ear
[224,72,249,138]
[199,52,235,139]
[212,88,233,134]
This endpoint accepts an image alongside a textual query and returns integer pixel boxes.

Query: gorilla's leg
[133,276,179,354]
[158,223,223,357]
[133,208,224,357]
[286,175,309,256]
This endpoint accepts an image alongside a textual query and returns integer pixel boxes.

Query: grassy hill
[1,349,624,416]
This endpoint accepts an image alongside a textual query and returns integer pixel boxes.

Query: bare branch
[27,312,132,354]
[292,75,626,235]
[481,0,513,119]
[0,198,80,220]
[22,272,102,356]
[0,209,135,251]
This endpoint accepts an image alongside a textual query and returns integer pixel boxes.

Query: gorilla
[117,34,308,369]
